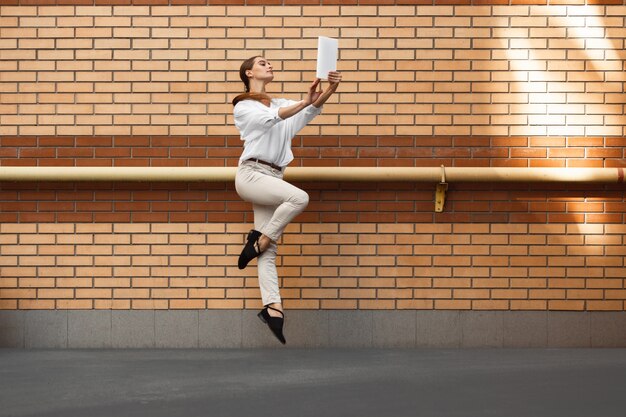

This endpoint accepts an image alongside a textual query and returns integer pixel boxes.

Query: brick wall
[1,221,626,311]
[2,4,625,137]
[1,3,625,314]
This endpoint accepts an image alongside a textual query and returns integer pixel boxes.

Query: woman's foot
[257,304,286,344]
[267,302,283,317]
[238,230,272,269]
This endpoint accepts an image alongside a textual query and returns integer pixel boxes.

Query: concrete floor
[1,349,625,417]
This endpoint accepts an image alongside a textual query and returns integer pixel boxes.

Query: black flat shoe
[257,305,286,345]
[238,229,263,269]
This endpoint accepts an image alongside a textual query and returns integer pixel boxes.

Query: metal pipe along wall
[0,167,623,183]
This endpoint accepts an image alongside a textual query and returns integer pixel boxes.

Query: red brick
[20,149,55,158]
[76,137,112,147]
[114,136,150,147]
[586,214,623,224]
[39,137,75,147]
[1,137,37,147]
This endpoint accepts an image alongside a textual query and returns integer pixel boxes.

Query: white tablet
[316,36,338,80]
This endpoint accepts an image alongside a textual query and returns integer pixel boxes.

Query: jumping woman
[232,56,342,344]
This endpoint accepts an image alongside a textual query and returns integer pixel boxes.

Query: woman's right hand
[304,78,322,106]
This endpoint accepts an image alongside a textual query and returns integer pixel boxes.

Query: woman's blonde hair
[232,56,272,107]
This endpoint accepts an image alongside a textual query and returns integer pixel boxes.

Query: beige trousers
[235,160,309,306]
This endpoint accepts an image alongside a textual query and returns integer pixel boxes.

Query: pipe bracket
[435,165,448,213]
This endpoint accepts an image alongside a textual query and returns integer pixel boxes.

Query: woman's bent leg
[235,165,309,242]
[236,164,309,306]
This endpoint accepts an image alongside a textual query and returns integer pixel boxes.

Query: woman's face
[246,57,274,84]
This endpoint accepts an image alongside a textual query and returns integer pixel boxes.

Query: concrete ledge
[1,310,625,348]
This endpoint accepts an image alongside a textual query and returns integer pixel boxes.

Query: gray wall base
[1,310,625,348]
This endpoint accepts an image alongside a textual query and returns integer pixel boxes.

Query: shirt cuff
[270,105,283,121]
[307,104,323,115]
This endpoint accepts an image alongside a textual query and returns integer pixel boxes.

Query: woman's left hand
[310,72,342,108]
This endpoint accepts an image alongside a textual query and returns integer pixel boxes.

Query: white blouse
[234,98,323,168]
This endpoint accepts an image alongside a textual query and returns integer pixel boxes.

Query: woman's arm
[277,71,342,118]
[279,73,342,138]
[277,78,322,119]
[277,100,310,120]
[312,71,342,108]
